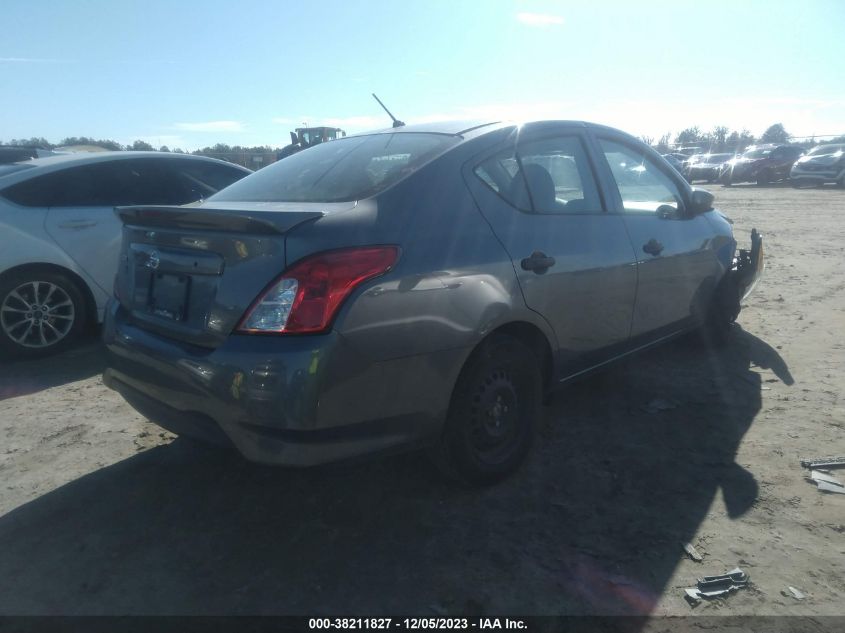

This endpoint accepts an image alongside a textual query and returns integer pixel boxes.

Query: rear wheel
[431,334,541,485]
[0,271,87,358]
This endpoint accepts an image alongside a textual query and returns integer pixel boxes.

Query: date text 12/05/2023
[308,618,527,630]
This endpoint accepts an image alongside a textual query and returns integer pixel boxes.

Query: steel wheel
[467,368,522,465]
[432,334,541,485]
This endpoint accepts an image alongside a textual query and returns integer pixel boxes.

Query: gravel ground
[0,182,843,619]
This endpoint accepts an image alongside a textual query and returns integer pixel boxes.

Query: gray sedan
[103,121,763,484]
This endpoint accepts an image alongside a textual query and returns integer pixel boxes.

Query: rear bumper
[103,301,459,466]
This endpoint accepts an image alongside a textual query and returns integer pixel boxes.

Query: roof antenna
[372,93,405,128]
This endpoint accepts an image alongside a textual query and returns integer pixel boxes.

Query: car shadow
[0,327,788,618]
[0,332,105,401]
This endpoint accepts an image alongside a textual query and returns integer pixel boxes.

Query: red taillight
[237,246,399,334]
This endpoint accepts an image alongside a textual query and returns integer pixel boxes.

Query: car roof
[0,151,250,187]
[346,119,635,143]
[353,120,507,138]
[9,150,247,170]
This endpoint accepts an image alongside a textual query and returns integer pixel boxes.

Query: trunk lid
[114,201,355,347]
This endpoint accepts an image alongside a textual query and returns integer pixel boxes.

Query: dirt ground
[0,183,843,619]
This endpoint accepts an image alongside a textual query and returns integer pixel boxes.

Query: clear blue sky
[2,0,844,149]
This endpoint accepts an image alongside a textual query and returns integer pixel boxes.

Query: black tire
[431,334,541,485]
[0,270,88,359]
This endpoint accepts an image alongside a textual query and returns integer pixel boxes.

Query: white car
[790,143,845,188]
[0,152,251,357]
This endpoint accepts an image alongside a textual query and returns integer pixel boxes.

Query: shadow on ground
[0,327,791,617]
[0,332,105,401]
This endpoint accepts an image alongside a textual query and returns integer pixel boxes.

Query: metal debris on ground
[800,456,845,469]
[684,567,749,605]
[807,470,845,494]
[682,542,703,562]
[782,586,806,600]
[816,480,845,495]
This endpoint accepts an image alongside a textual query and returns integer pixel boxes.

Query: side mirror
[689,188,714,215]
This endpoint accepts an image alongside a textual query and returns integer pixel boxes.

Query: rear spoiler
[115,205,324,235]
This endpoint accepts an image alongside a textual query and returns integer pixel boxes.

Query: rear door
[464,123,638,370]
[42,161,130,294]
[590,134,722,337]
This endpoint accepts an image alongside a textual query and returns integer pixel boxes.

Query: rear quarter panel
[283,134,558,362]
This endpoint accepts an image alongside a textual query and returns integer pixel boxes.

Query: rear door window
[517,137,603,214]
[474,148,528,209]
[0,159,246,208]
[2,162,151,207]
[2,166,116,207]
[474,135,603,214]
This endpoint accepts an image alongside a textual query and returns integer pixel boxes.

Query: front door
[592,136,723,337]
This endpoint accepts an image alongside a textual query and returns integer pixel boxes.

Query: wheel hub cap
[470,370,519,452]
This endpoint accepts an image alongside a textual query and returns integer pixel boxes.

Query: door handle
[520,251,556,273]
[642,238,664,256]
[58,220,97,229]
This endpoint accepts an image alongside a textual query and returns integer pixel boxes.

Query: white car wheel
[0,272,87,358]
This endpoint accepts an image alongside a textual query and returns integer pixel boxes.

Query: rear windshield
[211,133,459,203]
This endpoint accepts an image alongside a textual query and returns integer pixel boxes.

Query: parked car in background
[685,153,735,183]
[102,120,763,484]
[719,144,804,186]
[0,152,251,357]
[789,144,845,188]
[661,153,685,174]
[680,153,705,175]
[0,146,56,164]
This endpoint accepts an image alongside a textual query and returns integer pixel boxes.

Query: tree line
[0,137,286,168]
[5,125,845,164]
[643,123,845,154]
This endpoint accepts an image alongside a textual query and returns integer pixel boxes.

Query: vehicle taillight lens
[237,246,399,334]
